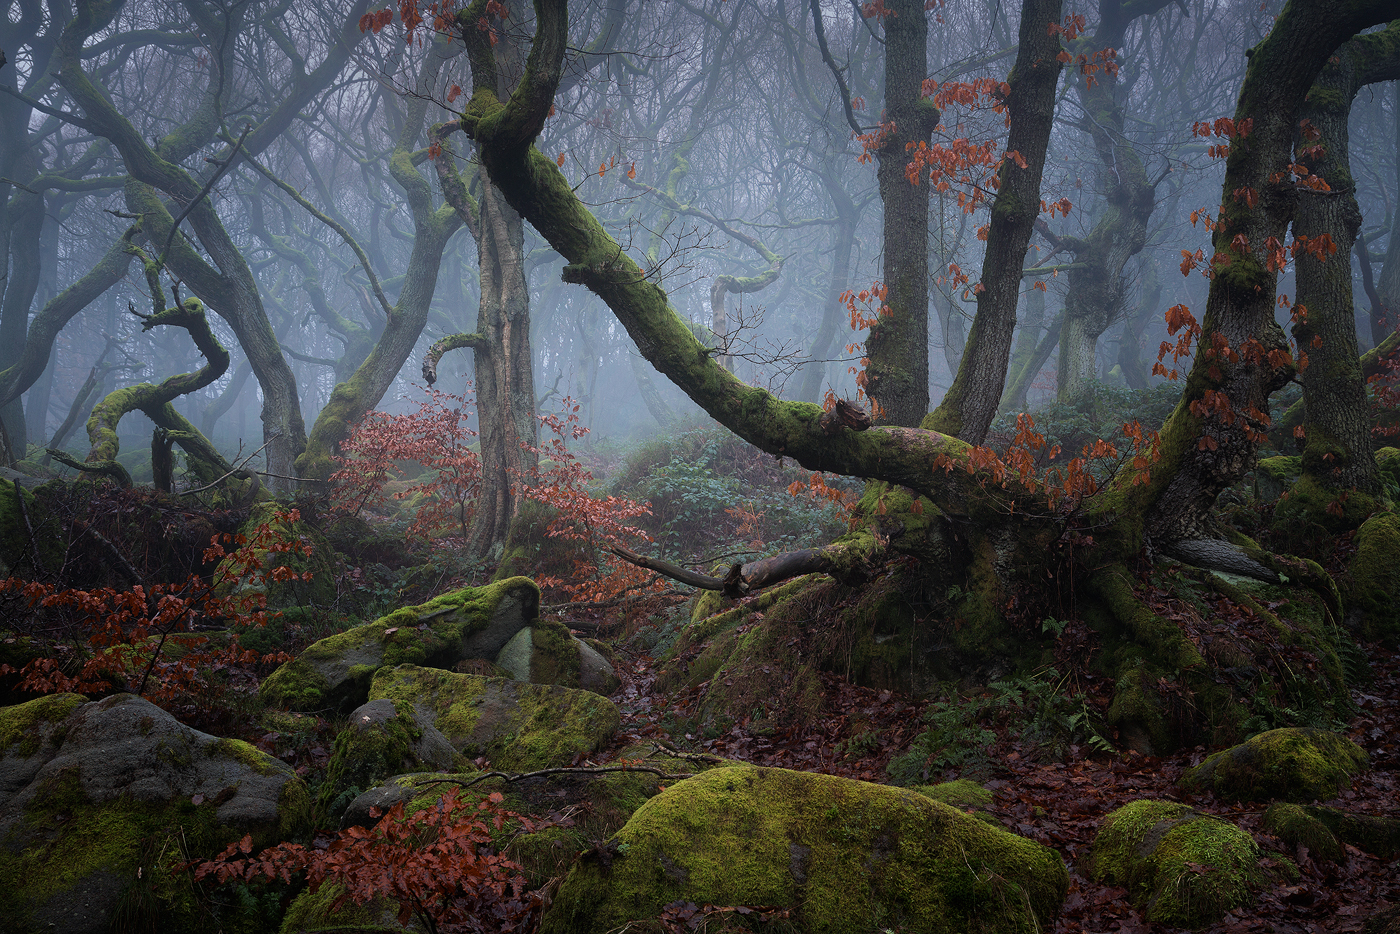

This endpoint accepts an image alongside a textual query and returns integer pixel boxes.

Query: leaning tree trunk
[924,0,1064,443]
[1092,0,1400,557]
[1288,22,1400,506]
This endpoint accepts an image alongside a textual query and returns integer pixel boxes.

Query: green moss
[1090,800,1263,927]
[215,502,337,609]
[0,692,85,758]
[1179,728,1367,803]
[277,880,399,933]
[0,767,235,933]
[1283,804,1400,858]
[1349,513,1400,644]
[911,779,994,812]
[369,664,619,771]
[541,765,1067,934]
[1261,803,1344,861]
[314,699,423,820]
[529,618,580,687]
[258,658,331,710]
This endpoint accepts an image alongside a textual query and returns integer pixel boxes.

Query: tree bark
[1290,22,1400,499]
[866,0,937,427]
[925,0,1064,443]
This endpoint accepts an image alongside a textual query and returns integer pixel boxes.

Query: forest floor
[587,610,1400,934]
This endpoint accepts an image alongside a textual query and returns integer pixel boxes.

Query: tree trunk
[925,0,1064,443]
[1288,23,1400,501]
[1053,1,1175,402]
[866,0,937,427]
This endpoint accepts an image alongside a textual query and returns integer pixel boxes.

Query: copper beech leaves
[0,510,308,703]
[195,789,542,933]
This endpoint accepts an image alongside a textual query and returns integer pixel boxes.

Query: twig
[71,519,143,584]
[180,432,278,495]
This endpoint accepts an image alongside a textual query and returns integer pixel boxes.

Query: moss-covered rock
[1178,728,1367,802]
[258,578,540,712]
[1261,802,1345,861]
[315,697,459,823]
[0,479,64,577]
[1090,800,1263,928]
[1348,513,1400,644]
[494,618,619,694]
[0,694,310,934]
[541,764,1068,934]
[216,501,337,609]
[369,664,619,771]
[1254,455,1301,503]
[1265,802,1400,859]
[0,693,87,801]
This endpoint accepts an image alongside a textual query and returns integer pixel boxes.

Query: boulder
[1348,513,1400,644]
[370,664,620,771]
[1090,799,1263,928]
[541,764,1068,934]
[315,697,459,822]
[494,618,619,694]
[0,693,310,934]
[1178,727,1367,802]
[216,501,337,609]
[1264,802,1400,860]
[259,577,540,712]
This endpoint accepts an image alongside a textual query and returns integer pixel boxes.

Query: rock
[911,778,994,812]
[541,764,1068,934]
[1090,799,1263,928]
[259,577,540,712]
[0,693,310,934]
[1178,728,1367,803]
[1265,802,1400,859]
[315,697,459,823]
[216,501,337,609]
[1262,802,1345,861]
[370,664,620,771]
[1348,513,1400,644]
[494,618,620,694]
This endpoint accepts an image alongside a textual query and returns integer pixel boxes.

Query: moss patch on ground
[1090,799,1263,928]
[541,764,1067,934]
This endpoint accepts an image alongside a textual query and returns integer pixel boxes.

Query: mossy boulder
[258,577,540,712]
[315,697,460,823]
[1254,455,1301,503]
[1178,728,1367,803]
[216,501,337,609]
[1348,513,1400,644]
[541,764,1068,934]
[1264,802,1400,859]
[369,664,619,771]
[0,479,64,577]
[1261,803,1345,861]
[494,618,619,694]
[1090,799,1263,928]
[0,693,310,934]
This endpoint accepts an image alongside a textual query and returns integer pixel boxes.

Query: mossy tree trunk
[53,0,375,487]
[293,37,466,482]
[1052,1,1176,402]
[1288,22,1400,503]
[924,0,1064,442]
[1090,0,1400,554]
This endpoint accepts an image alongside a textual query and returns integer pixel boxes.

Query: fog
[0,0,1394,484]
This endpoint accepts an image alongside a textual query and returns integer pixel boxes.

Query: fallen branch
[611,544,842,597]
